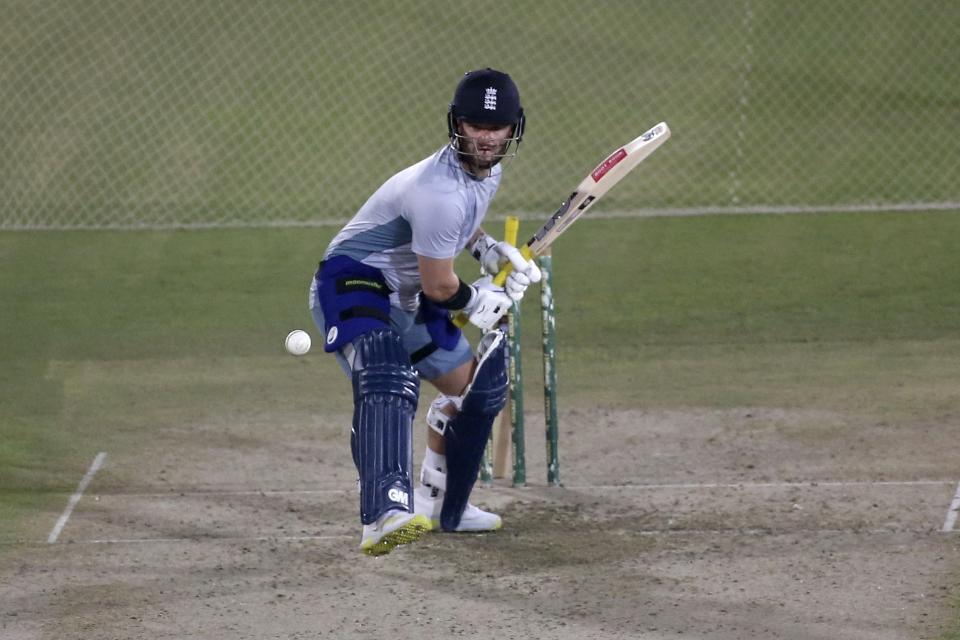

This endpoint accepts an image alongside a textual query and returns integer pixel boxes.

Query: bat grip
[491,243,532,286]
[490,215,523,285]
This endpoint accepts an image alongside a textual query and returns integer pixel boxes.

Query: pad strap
[420,466,447,491]
[425,394,461,436]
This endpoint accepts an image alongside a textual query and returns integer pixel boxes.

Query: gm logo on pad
[388,487,409,506]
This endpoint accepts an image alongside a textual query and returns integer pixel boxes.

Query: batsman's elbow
[421,280,460,304]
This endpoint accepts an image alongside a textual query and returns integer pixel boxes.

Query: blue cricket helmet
[447,68,525,142]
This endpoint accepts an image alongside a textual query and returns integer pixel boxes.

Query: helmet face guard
[446,68,524,168]
[446,119,524,165]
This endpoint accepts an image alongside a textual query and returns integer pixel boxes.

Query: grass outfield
[2,210,959,544]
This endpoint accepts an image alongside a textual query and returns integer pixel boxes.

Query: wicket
[481,216,561,486]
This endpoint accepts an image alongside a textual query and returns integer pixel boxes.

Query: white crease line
[47,452,107,544]
[74,533,354,545]
[941,481,960,533]
[89,479,953,499]
[564,480,954,491]
[96,488,352,498]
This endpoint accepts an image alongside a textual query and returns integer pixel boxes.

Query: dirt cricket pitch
[2,404,959,639]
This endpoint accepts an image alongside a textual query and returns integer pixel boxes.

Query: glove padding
[496,243,542,302]
[464,276,513,331]
[470,233,502,276]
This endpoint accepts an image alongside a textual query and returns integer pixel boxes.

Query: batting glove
[464,276,513,331]
[468,232,503,276]
[497,244,542,302]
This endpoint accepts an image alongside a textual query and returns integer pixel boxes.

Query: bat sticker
[577,196,596,211]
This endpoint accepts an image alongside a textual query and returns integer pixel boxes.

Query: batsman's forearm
[426,278,475,311]
[421,272,462,303]
[417,254,461,302]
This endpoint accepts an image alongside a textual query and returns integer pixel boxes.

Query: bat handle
[503,216,520,249]
[491,243,531,286]
[491,216,521,285]
[452,310,470,328]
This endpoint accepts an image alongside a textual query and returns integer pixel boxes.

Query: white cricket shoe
[360,510,431,556]
[414,485,502,532]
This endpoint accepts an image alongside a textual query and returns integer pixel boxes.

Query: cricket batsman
[309,68,541,555]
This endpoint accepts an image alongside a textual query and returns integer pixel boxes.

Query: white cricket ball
[284,329,312,356]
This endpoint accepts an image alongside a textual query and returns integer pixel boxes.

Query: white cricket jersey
[324,144,502,310]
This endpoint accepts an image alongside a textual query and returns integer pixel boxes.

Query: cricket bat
[455,121,671,327]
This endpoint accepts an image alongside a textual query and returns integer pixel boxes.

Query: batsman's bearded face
[457,121,513,173]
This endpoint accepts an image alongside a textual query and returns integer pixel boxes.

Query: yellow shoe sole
[361,514,431,556]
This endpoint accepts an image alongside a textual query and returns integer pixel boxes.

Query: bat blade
[527,121,670,255]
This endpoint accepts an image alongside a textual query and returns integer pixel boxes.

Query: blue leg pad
[440,331,508,531]
[350,329,421,525]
